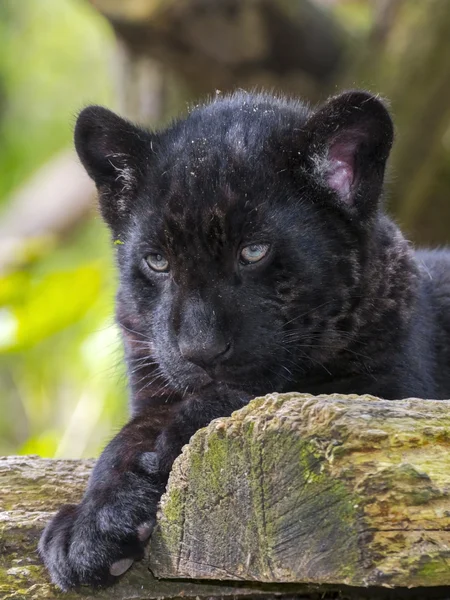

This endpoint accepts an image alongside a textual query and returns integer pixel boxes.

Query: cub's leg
[39,389,248,590]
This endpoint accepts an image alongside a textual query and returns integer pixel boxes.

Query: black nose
[179,338,232,368]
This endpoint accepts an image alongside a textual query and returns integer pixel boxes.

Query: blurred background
[1,0,449,458]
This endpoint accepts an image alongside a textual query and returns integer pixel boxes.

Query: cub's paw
[39,461,160,590]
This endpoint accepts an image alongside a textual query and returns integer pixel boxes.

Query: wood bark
[0,456,292,599]
[2,394,450,598]
[151,393,450,588]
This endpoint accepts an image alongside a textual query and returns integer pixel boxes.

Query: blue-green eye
[240,243,270,265]
[145,253,169,272]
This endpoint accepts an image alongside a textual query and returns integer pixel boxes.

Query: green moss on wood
[151,393,450,588]
[3,395,450,596]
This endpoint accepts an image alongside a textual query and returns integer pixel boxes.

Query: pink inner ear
[325,138,358,204]
[327,159,354,202]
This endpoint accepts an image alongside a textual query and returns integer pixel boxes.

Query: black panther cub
[39,90,450,589]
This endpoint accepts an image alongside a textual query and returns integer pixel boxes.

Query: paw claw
[110,557,134,577]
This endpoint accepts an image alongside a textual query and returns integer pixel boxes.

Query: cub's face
[116,163,346,396]
[75,92,393,396]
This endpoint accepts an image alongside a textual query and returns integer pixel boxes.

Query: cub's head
[75,91,393,397]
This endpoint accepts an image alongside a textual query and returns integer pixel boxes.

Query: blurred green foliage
[2,0,449,461]
[0,0,128,458]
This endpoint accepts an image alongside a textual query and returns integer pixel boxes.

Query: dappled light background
[1,0,450,458]
[0,0,126,458]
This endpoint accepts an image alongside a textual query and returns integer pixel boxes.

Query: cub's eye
[240,243,270,265]
[145,253,169,272]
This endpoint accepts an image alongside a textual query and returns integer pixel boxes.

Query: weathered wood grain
[2,393,450,599]
[0,456,292,599]
[150,393,450,588]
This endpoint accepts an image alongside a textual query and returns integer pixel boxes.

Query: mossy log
[151,393,450,588]
[2,394,450,599]
[0,457,291,600]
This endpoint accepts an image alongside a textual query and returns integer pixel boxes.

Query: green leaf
[0,263,103,352]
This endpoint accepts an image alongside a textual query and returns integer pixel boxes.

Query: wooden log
[0,457,294,599]
[2,394,450,599]
[150,393,450,588]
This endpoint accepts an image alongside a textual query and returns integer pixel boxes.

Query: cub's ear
[304,91,394,219]
[74,106,151,232]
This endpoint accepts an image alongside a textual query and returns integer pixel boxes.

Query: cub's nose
[179,338,232,369]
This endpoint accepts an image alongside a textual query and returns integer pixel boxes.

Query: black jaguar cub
[39,91,450,589]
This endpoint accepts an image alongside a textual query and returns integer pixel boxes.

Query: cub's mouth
[171,362,283,397]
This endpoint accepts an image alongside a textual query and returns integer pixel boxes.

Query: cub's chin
[183,373,282,398]
[167,370,245,396]
[165,355,293,397]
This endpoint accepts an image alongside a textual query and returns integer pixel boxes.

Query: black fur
[39,91,450,589]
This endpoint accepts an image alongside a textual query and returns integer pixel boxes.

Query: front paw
[39,467,159,590]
